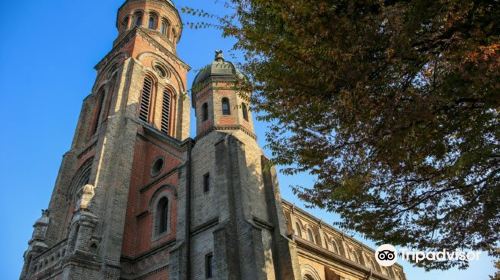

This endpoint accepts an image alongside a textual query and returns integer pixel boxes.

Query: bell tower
[20,0,191,279]
[170,50,301,280]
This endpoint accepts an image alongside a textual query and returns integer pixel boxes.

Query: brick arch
[301,223,320,244]
[132,9,145,26]
[162,83,177,97]
[364,252,380,272]
[149,185,176,239]
[146,10,159,29]
[301,264,321,280]
[306,227,316,243]
[346,244,361,263]
[294,219,308,238]
[294,221,304,238]
[149,184,177,208]
[324,235,340,254]
[62,157,93,235]
[66,158,93,199]
[136,52,186,93]
[94,52,129,91]
[143,70,159,84]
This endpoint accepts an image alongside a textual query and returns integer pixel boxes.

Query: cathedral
[20,1,407,280]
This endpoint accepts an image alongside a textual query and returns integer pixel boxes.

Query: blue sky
[0,0,495,279]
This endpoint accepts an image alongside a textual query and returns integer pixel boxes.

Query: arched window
[382,267,389,275]
[148,13,158,29]
[157,197,169,234]
[369,258,378,271]
[349,247,360,263]
[201,103,208,122]
[103,73,118,119]
[139,76,153,122]
[160,18,169,36]
[91,88,106,135]
[222,98,231,115]
[324,236,330,250]
[161,89,171,134]
[307,229,315,243]
[295,222,302,237]
[122,16,129,30]
[134,12,143,27]
[242,103,249,121]
[330,238,339,254]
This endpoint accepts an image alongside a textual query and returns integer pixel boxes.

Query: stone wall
[283,201,407,280]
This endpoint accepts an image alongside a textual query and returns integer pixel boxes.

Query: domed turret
[192,50,245,91]
[192,50,255,139]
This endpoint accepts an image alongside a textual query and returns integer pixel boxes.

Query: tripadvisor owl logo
[375,244,398,267]
[375,244,482,267]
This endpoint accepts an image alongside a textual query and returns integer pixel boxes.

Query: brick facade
[20,1,407,280]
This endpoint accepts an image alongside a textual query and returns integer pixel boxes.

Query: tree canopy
[186,0,499,270]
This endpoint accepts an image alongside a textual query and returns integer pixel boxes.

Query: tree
[492,260,500,279]
[186,0,499,270]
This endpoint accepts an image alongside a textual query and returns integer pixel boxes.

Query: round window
[154,65,167,78]
[151,158,164,176]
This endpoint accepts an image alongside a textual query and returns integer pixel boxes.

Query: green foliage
[492,259,500,279]
[186,0,499,270]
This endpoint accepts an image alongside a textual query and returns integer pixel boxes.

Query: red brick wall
[122,132,183,258]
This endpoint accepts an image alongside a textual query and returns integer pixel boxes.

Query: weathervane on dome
[215,50,225,62]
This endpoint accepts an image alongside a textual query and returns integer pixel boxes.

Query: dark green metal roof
[192,51,244,90]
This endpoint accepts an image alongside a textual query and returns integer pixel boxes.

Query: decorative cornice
[196,125,257,141]
[190,217,219,237]
[139,166,180,194]
[252,216,274,231]
[121,239,175,263]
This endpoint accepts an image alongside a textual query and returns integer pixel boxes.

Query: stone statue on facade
[78,184,95,210]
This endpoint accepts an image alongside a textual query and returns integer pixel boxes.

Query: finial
[215,50,224,62]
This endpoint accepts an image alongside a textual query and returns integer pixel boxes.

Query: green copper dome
[192,51,244,91]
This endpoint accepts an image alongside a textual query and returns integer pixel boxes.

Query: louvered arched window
[222,98,231,115]
[139,76,153,122]
[161,89,171,134]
